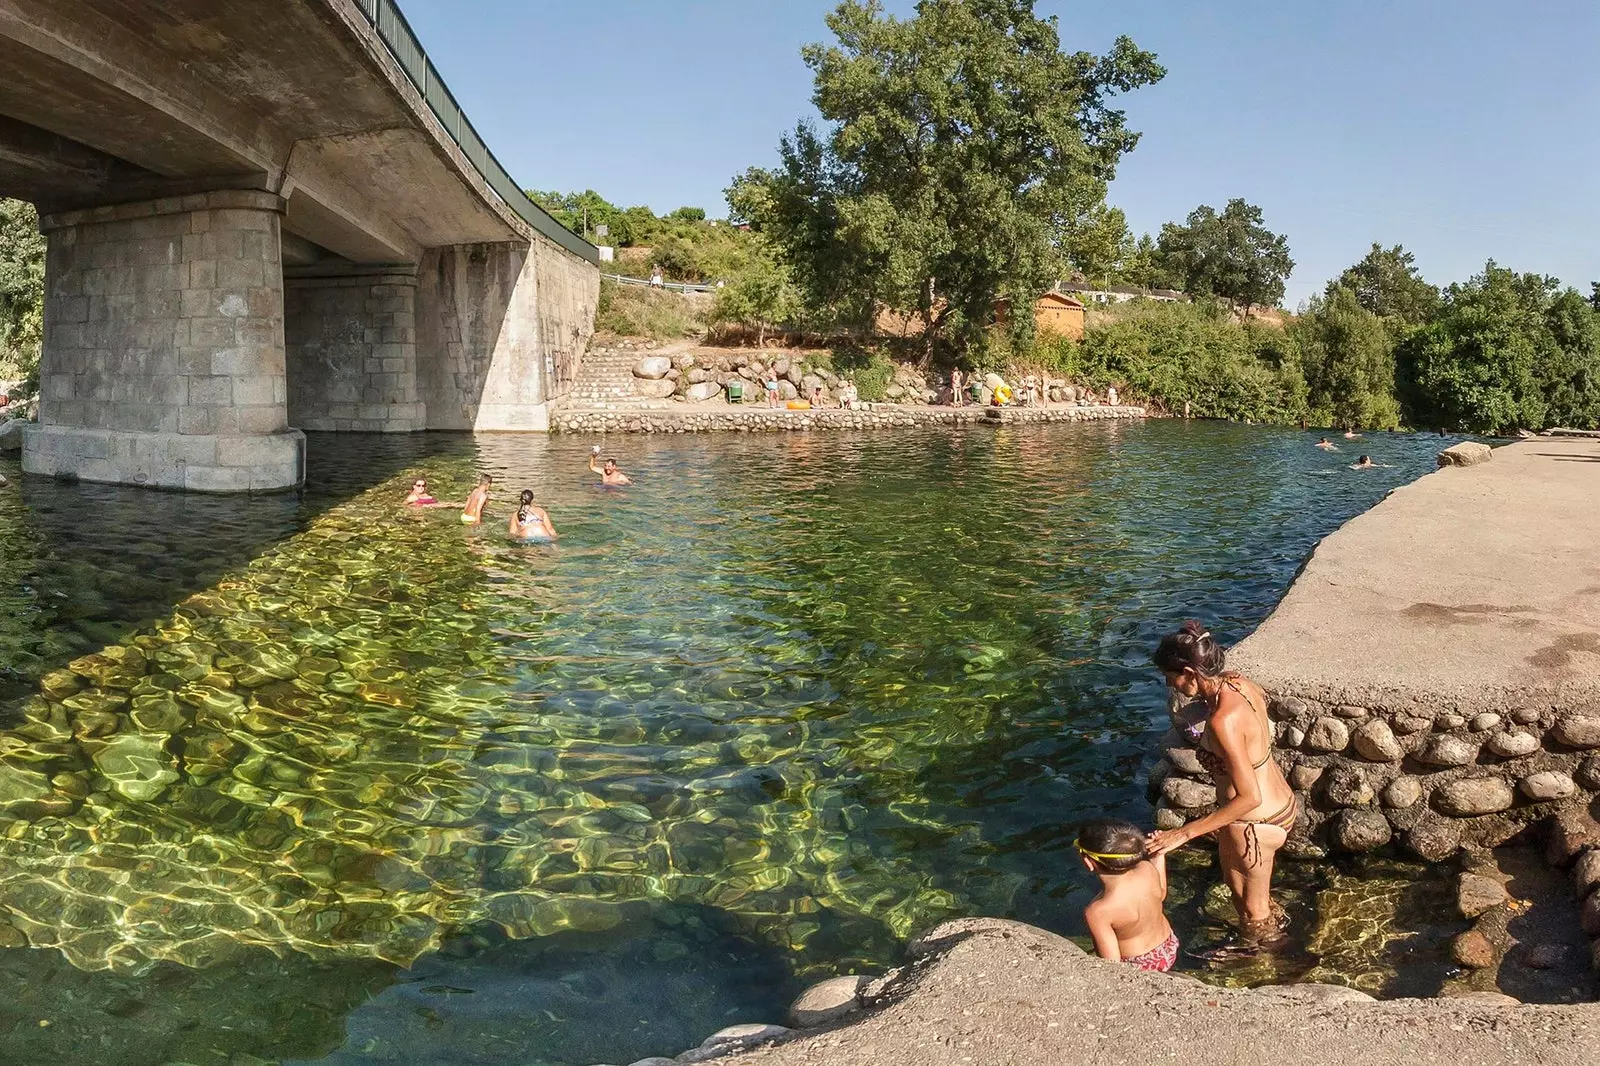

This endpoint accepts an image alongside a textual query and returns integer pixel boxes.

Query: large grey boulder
[0,419,23,453]
[633,378,675,400]
[1437,441,1493,467]
[685,381,723,403]
[633,355,672,380]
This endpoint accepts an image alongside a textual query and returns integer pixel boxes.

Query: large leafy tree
[0,198,45,385]
[1292,285,1401,430]
[1156,199,1293,316]
[740,0,1164,347]
[1335,243,1439,325]
[1397,262,1570,433]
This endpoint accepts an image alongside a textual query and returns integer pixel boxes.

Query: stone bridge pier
[4,0,598,493]
[26,191,304,492]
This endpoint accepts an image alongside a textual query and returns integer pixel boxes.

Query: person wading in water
[1145,621,1296,955]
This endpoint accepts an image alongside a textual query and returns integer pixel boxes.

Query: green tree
[1335,243,1439,325]
[1067,205,1131,287]
[710,244,801,346]
[0,198,45,385]
[1156,199,1293,316]
[1398,262,1560,433]
[743,0,1164,348]
[1292,285,1401,429]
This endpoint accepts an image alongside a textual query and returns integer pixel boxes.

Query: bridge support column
[416,241,598,431]
[285,268,425,432]
[23,191,303,491]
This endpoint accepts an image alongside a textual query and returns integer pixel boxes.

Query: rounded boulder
[789,975,867,1028]
[633,355,672,380]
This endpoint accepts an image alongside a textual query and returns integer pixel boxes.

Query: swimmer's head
[1358,455,1371,465]
[519,489,534,507]
[1154,619,1226,694]
[603,459,618,474]
[1075,819,1145,874]
[478,473,494,488]
[412,478,427,491]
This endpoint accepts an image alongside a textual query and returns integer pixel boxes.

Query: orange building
[992,290,1086,340]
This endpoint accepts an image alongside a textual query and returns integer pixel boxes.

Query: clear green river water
[0,422,1474,1065]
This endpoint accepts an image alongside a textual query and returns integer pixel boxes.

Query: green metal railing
[350,0,598,264]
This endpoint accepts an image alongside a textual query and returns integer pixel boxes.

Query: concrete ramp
[1231,438,1600,713]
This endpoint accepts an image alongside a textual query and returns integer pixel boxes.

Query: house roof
[994,291,1086,310]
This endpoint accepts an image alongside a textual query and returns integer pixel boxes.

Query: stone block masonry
[416,240,598,432]
[23,191,303,492]
[285,269,425,432]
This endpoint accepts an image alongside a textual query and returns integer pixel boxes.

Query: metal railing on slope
[601,272,717,295]
[349,0,598,264]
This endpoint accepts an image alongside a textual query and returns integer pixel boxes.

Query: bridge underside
[0,0,597,490]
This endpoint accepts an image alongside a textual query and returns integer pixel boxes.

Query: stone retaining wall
[553,404,1146,435]
[1152,695,1600,861]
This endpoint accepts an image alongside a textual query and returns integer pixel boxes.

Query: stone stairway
[559,341,691,410]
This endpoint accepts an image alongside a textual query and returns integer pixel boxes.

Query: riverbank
[552,402,1146,434]
[714,918,1597,1066]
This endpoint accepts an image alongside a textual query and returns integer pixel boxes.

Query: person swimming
[404,477,438,506]
[589,446,633,486]
[1352,455,1376,470]
[1078,819,1177,971]
[1315,437,1338,451]
[1343,427,1362,439]
[460,473,492,524]
[508,489,558,542]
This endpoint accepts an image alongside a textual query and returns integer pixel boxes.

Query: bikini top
[1185,676,1274,779]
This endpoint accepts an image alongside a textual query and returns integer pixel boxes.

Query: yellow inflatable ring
[994,385,1012,405]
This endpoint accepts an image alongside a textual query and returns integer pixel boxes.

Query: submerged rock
[90,733,178,802]
[1457,872,1509,918]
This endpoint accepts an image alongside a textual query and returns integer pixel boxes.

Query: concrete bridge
[0,0,599,491]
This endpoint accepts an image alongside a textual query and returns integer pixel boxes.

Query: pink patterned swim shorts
[1124,931,1179,972]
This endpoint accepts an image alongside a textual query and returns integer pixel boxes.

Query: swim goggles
[1074,839,1143,864]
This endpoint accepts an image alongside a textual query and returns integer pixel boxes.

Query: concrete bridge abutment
[284,267,425,432]
[23,190,304,492]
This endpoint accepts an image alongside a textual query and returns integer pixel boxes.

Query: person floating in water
[589,446,633,486]
[404,477,439,506]
[1352,455,1377,470]
[1343,426,1362,439]
[1146,621,1296,954]
[1315,437,1338,451]
[1077,819,1177,972]
[460,474,492,524]
[509,490,558,542]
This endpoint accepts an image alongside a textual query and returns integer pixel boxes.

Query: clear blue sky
[401,1,1600,305]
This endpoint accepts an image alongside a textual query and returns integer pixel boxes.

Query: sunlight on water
[0,422,1472,1062]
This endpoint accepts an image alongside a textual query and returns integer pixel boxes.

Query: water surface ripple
[0,422,1466,1063]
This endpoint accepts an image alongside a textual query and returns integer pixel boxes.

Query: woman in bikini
[403,477,439,506]
[508,489,558,543]
[1144,620,1296,949]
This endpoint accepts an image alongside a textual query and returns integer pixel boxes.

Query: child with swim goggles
[1077,818,1178,971]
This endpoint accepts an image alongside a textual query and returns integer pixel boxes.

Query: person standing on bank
[1145,621,1296,952]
